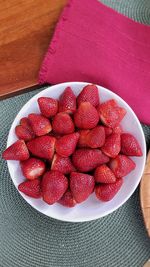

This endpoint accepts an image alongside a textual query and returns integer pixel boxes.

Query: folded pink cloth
[39,0,150,125]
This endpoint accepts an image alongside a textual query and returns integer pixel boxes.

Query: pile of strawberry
[2,84,143,207]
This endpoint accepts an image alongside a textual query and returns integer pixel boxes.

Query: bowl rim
[6,82,146,222]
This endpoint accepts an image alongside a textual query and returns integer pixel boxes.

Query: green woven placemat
[1,1,150,266]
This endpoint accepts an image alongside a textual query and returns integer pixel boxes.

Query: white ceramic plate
[7,82,146,222]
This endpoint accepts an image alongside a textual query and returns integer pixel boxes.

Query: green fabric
[1,1,150,265]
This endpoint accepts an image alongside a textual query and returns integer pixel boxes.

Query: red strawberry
[58,190,77,207]
[74,102,99,129]
[20,158,46,180]
[78,130,89,147]
[109,154,136,178]
[59,87,76,114]
[2,140,29,161]
[28,113,52,136]
[98,99,126,128]
[94,164,116,183]
[101,133,121,158]
[51,154,75,174]
[95,178,123,202]
[27,136,56,160]
[42,170,68,204]
[72,148,109,172]
[55,133,79,157]
[103,126,113,137]
[20,117,34,132]
[52,112,74,135]
[70,172,95,203]
[15,125,35,141]
[113,125,122,134]
[77,84,99,107]
[86,126,105,148]
[18,179,41,198]
[38,97,58,117]
[121,133,143,156]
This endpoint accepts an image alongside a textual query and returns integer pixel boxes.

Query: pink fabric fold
[39,0,150,125]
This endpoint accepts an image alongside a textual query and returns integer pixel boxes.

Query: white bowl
[7,82,146,222]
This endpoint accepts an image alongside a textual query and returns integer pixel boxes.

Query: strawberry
[94,164,116,183]
[85,126,105,148]
[70,172,95,203]
[101,133,121,158]
[95,178,123,202]
[27,136,56,160]
[98,99,126,128]
[59,87,76,114]
[15,125,35,141]
[55,133,79,157]
[51,154,75,174]
[77,130,89,147]
[2,140,29,161]
[103,126,113,137]
[52,112,75,135]
[42,170,68,204]
[121,133,143,156]
[28,113,52,136]
[109,154,136,178]
[38,97,58,117]
[72,148,109,172]
[74,102,99,129]
[20,158,46,180]
[77,84,99,107]
[58,190,77,207]
[20,117,34,132]
[113,125,122,134]
[18,179,41,198]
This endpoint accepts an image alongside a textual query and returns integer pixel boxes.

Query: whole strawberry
[85,126,105,148]
[18,179,41,198]
[2,140,29,161]
[74,102,99,129]
[109,154,136,178]
[20,158,46,180]
[42,170,68,205]
[55,132,79,157]
[77,130,89,148]
[101,133,121,158]
[15,125,35,141]
[72,148,109,172]
[58,190,77,207]
[51,154,75,174]
[95,178,123,202]
[77,84,99,107]
[59,87,76,114]
[121,133,143,156]
[28,113,52,136]
[94,165,116,183]
[38,97,58,117]
[52,112,74,135]
[70,172,95,203]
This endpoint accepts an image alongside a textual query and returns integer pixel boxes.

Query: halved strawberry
[72,148,109,172]
[101,133,121,158]
[94,164,116,183]
[27,136,56,160]
[59,87,76,114]
[51,154,75,174]
[85,126,105,148]
[77,130,89,148]
[18,179,41,198]
[77,84,99,107]
[28,113,52,136]
[109,154,136,178]
[95,178,123,202]
[58,190,77,207]
[52,112,74,135]
[38,97,58,117]
[70,172,95,203]
[15,125,35,141]
[20,158,46,180]
[2,140,29,161]
[98,99,126,128]
[74,102,99,129]
[42,170,68,204]
[121,133,143,156]
[55,133,79,157]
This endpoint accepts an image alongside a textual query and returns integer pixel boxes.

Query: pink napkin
[39,0,150,125]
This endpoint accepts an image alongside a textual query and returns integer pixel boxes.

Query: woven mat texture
[1,1,150,266]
